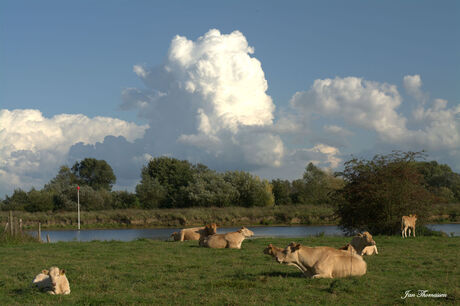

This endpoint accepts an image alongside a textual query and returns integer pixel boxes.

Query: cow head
[275,242,301,265]
[238,227,254,237]
[358,232,376,246]
[205,223,217,235]
[263,244,281,256]
[47,267,65,290]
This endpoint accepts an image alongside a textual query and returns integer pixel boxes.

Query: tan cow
[201,227,254,249]
[264,244,308,275]
[37,267,71,295]
[361,245,379,255]
[32,269,52,291]
[275,242,367,279]
[172,223,217,241]
[338,231,377,256]
[401,214,417,238]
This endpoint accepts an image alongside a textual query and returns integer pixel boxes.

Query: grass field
[0,236,458,305]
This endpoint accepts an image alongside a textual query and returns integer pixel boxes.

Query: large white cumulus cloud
[121,29,283,168]
[290,76,408,142]
[289,75,460,170]
[0,109,147,195]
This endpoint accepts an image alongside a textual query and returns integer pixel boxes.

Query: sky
[1,0,459,196]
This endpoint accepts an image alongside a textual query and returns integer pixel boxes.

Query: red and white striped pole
[77,185,80,230]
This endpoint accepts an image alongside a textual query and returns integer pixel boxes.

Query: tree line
[1,152,459,234]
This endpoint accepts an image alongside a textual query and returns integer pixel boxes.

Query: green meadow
[0,236,458,305]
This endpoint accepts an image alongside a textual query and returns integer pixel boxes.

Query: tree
[135,170,167,209]
[44,166,79,193]
[71,158,116,191]
[138,157,195,208]
[271,179,292,205]
[24,189,54,212]
[185,170,238,207]
[335,151,434,235]
[302,163,345,205]
[223,171,274,207]
[3,189,28,211]
[415,161,460,202]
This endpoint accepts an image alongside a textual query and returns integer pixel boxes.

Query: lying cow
[32,267,70,295]
[171,223,217,242]
[264,244,307,274]
[32,269,52,291]
[361,245,379,255]
[401,214,417,238]
[201,227,254,249]
[338,232,377,256]
[275,242,367,279]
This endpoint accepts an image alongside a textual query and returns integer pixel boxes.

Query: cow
[172,223,217,242]
[361,245,379,255]
[32,269,52,291]
[200,227,254,249]
[275,242,367,279]
[33,267,70,295]
[401,214,417,238]
[338,231,377,256]
[264,244,308,275]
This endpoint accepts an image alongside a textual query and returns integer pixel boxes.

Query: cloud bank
[1,29,458,196]
[0,109,147,195]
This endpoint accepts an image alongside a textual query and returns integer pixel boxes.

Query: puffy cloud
[0,109,148,195]
[403,74,427,103]
[288,75,459,171]
[120,29,282,168]
[290,76,408,142]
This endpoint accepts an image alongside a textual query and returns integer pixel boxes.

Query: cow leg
[287,263,311,277]
[180,231,185,242]
[412,226,415,237]
[311,273,333,279]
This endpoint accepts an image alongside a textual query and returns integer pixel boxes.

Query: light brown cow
[275,242,367,279]
[361,245,379,255]
[44,267,71,295]
[172,223,217,242]
[32,269,52,291]
[264,244,308,275]
[401,214,417,238]
[338,231,377,256]
[201,227,254,249]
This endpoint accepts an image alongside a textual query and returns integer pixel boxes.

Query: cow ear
[60,269,65,275]
[358,233,363,237]
[42,269,49,275]
[294,243,301,250]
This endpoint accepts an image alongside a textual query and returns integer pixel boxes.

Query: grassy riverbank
[1,203,459,230]
[0,205,337,230]
[0,236,458,305]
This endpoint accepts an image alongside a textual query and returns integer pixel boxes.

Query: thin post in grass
[19,219,22,234]
[46,234,50,243]
[4,222,8,233]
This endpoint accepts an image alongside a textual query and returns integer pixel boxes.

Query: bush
[335,151,435,235]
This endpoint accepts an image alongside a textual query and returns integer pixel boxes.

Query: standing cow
[401,214,417,238]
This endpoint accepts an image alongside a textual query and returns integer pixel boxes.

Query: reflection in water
[29,223,459,243]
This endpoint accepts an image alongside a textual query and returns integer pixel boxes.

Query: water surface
[31,223,460,242]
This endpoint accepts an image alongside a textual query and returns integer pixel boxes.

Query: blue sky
[1,0,459,195]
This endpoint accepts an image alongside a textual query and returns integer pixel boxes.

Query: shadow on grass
[259,271,305,279]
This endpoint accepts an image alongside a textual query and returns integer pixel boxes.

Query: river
[31,224,460,242]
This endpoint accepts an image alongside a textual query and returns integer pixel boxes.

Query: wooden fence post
[9,210,14,235]
[46,234,50,243]
[38,222,41,242]
[19,219,23,234]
